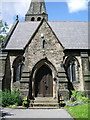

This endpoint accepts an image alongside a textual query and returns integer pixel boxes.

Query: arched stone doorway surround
[30,58,57,98]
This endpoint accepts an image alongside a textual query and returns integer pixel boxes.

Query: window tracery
[13,56,25,82]
[64,56,80,82]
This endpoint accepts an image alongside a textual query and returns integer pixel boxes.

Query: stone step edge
[4,106,59,109]
[29,107,59,109]
[34,97,57,100]
[31,103,58,105]
[33,105,59,107]
[33,101,58,103]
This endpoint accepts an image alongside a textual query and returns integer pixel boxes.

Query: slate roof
[49,21,88,49]
[5,22,40,50]
[5,21,88,50]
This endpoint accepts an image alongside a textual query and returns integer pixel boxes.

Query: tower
[25,0,48,21]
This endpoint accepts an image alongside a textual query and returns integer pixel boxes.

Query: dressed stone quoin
[0,0,90,100]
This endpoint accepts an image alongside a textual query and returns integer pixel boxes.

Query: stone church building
[0,0,90,100]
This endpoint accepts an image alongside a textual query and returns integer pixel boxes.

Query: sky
[0,0,89,28]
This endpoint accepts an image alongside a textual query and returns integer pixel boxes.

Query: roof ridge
[48,21,88,22]
[20,21,41,23]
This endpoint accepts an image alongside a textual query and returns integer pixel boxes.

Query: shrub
[71,91,77,96]
[2,89,22,107]
[71,90,90,103]
[0,91,2,106]
[22,96,30,108]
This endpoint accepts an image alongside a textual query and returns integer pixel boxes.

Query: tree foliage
[0,20,9,45]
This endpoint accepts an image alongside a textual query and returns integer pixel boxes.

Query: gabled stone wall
[25,21,64,73]
[21,21,68,98]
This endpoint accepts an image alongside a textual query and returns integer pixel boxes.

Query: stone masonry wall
[25,21,64,74]
[23,21,67,98]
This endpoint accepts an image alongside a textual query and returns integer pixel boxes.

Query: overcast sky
[0,0,89,28]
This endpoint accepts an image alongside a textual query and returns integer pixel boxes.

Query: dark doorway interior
[34,65,53,97]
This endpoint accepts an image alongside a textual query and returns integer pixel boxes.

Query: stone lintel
[21,71,30,82]
[81,52,88,58]
[84,77,90,82]
[57,72,66,77]
[20,80,29,83]
[22,72,30,77]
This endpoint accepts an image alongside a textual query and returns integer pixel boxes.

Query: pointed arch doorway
[34,64,53,97]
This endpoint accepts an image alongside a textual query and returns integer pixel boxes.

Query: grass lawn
[65,103,90,120]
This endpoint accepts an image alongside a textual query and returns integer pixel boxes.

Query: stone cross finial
[16,15,19,20]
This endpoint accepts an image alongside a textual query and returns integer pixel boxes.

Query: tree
[0,20,9,45]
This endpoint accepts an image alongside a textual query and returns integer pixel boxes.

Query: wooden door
[34,65,53,97]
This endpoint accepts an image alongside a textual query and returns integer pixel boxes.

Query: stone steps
[30,97,59,109]
[33,103,58,106]
[29,106,59,109]
[34,97,57,101]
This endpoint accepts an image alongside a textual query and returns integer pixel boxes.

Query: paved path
[1,108,74,119]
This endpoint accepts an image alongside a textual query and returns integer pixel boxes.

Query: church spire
[25,0,48,21]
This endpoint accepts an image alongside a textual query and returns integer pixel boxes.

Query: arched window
[37,17,41,21]
[31,17,35,21]
[13,56,25,82]
[67,59,76,82]
[65,56,80,82]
